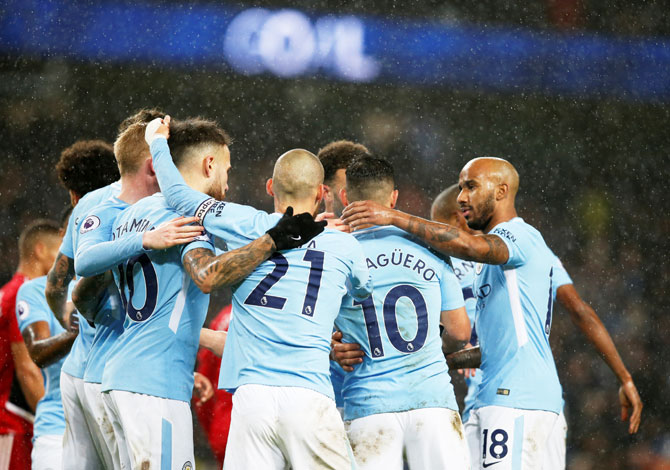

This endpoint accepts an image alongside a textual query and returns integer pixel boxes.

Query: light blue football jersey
[335,226,465,421]
[74,196,128,384]
[330,357,346,408]
[148,136,372,399]
[15,276,68,438]
[552,256,573,297]
[100,193,214,402]
[473,217,562,414]
[59,181,121,380]
[451,256,481,423]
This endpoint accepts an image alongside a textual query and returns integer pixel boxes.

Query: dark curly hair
[55,140,119,198]
[317,140,371,185]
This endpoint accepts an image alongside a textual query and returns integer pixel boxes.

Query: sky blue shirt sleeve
[440,263,466,311]
[74,205,126,277]
[16,283,51,331]
[552,256,573,290]
[490,221,529,268]
[150,137,211,220]
[58,209,77,259]
[74,232,145,277]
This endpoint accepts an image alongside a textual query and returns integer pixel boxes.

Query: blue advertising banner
[2,0,669,100]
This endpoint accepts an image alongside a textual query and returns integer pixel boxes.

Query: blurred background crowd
[1,0,669,468]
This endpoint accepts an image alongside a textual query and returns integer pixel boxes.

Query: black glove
[266,206,327,251]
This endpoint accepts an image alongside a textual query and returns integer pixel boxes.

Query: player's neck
[16,259,44,279]
[483,206,518,233]
[118,175,157,205]
[274,200,315,217]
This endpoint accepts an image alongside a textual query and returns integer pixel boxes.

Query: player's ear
[389,189,399,209]
[69,190,80,207]
[203,155,215,177]
[146,157,156,176]
[33,241,46,260]
[339,187,349,207]
[266,178,275,197]
[496,183,509,201]
[315,184,325,205]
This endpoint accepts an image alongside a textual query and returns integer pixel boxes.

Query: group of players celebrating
[0,108,643,470]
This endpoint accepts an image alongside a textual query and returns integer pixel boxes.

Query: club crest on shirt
[17,300,29,320]
[475,263,483,275]
[80,215,101,234]
[182,462,193,470]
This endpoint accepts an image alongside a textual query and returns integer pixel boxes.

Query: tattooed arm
[45,252,75,328]
[341,201,509,264]
[183,234,276,294]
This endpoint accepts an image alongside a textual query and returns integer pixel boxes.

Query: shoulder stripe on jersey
[504,269,529,347]
[168,272,188,333]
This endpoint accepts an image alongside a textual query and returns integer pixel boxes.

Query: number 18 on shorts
[469,406,558,470]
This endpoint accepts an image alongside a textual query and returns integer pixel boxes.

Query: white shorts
[82,382,117,469]
[468,406,558,470]
[102,389,194,470]
[464,415,479,470]
[345,408,470,470]
[542,410,566,470]
[224,384,354,470]
[32,434,63,470]
[60,372,102,469]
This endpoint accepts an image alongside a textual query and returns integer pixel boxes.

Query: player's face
[208,145,231,200]
[457,173,496,231]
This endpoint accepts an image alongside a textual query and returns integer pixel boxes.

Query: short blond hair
[114,122,150,175]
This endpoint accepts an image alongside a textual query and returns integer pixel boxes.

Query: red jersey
[0,272,29,434]
[193,305,233,466]
[0,272,34,470]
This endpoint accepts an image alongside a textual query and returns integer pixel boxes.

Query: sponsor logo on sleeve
[194,198,218,223]
[80,215,101,234]
[17,300,29,320]
[491,227,516,243]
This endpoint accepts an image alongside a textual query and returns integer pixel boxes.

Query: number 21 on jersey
[244,250,324,317]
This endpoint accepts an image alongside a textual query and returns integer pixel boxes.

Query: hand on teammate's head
[266,206,327,251]
[145,115,171,145]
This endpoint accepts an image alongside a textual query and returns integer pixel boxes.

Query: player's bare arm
[557,284,643,434]
[183,234,275,294]
[341,201,509,264]
[72,271,114,321]
[45,252,75,328]
[440,306,471,354]
[10,340,45,410]
[199,328,227,357]
[22,320,78,368]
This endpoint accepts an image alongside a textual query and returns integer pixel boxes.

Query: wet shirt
[101,194,213,402]
[473,217,562,414]
[148,137,372,399]
[16,276,68,438]
[451,256,481,423]
[59,181,121,379]
[336,226,464,421]
[73,196,128,384]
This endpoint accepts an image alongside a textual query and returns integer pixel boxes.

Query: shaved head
[272,149,324,203]
[431,184,461,224]
[457,157,519,232]
[461,157,519,198]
